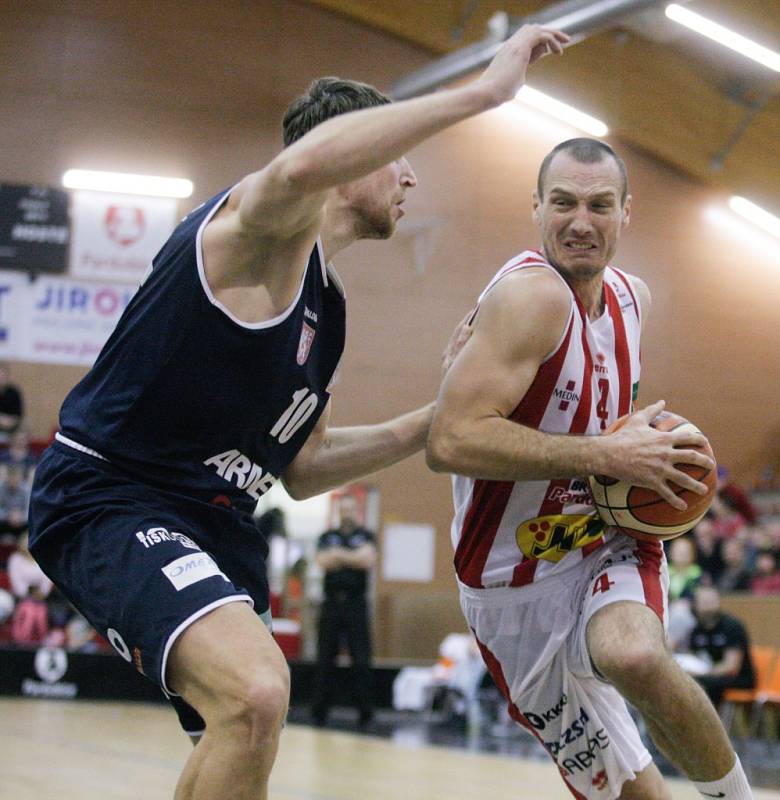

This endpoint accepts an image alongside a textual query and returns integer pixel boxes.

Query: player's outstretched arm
[426,271,714,510]
[233,25,569,239]
[281,401,435,500]
[281,314,475,499]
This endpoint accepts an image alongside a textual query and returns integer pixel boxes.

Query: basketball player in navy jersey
[428,140,752,799]
[28,24,570,800]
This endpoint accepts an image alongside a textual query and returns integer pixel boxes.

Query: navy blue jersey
[58,188,346,515]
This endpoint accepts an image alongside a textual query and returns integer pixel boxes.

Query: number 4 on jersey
[592,573,615,595]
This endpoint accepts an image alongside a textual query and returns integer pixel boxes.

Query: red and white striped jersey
[451,250,643,589]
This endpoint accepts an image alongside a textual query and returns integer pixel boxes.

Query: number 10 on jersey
[270,388,319,444]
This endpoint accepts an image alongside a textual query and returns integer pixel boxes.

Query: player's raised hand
[476,25,570,106]
[602,400,716,510]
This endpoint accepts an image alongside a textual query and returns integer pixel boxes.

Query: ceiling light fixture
[665,4,780,72]
[728,196,780,240]
[516,86,609,137]
[62,169,194,198]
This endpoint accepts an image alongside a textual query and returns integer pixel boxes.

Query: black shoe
[357,710,374,730]
[311,707,328,728]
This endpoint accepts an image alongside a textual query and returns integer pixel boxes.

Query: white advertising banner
[0,271,33,360]
[0,270,134,366]
[69,190,177,283]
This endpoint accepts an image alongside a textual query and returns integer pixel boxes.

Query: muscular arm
[428,268,597,480]
[230,26,567,240]
[282,401,434,500]
[427,269,713,508]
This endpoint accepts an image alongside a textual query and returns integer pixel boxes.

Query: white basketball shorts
[458,534,669,800]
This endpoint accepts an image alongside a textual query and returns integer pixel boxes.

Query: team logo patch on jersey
[516,514,606,562]
[297,321,315,365]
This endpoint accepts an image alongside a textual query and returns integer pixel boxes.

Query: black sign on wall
[0,183,69,273]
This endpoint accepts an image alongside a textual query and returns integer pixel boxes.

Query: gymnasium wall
[2,1,778,659]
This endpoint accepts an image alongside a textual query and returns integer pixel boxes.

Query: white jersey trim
[195,187,314,330]
[477,252,575,363]
[161,594,253,696]
[55,432,109,462]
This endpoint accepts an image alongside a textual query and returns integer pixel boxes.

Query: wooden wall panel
[1,1,777,659]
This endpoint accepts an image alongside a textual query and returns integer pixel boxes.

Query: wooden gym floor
[2,698,780,800]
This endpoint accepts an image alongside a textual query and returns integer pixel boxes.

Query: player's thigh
[575,538,669,679]
[30,502,256,688]
[167,600,290,721]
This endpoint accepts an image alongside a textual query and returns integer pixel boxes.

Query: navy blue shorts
[29,442,271,735]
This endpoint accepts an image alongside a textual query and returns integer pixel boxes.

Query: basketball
[588,410,717,542]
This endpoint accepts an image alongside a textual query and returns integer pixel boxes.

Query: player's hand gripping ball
[588,410,717,542]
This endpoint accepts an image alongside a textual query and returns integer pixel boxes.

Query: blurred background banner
[0,271,134,366]
[69,191,177,283]
[0,184,69,275]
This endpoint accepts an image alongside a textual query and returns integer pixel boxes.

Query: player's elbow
[426,425,462,474]
[281,473,317,502]
[270,148,324,194]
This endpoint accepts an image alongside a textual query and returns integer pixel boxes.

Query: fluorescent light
[516,86,608,138]
[62,169,194,198]
[728,196,780,240]
[666,4,780,72]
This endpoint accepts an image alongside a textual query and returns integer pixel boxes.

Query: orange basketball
[588,410,717,542]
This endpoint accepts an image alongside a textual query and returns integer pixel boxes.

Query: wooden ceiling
[303,0,780,214]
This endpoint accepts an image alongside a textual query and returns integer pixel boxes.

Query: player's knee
[216,663,290,743]
[240,666,290,733]
[593,640,666,689]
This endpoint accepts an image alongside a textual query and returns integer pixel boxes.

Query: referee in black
[311,494,377,728]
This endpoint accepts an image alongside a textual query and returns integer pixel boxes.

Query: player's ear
[621,194,632,228]
[532,191,542,225]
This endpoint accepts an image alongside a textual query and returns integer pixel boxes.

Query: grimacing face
[533,152,630,282]
[340,157,417,240]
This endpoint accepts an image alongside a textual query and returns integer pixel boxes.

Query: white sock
[694,756,753,800]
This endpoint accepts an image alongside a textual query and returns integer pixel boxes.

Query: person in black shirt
[311,494,376,727]
[689,585,755,706]
[0,362,23,442]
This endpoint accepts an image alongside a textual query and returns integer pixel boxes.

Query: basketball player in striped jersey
[428,139,752,799]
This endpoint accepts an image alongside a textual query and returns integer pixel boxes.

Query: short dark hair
[282,77,391,147]
[537,138,628,205]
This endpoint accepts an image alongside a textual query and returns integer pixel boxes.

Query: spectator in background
[709,466,749,540]
[8,531,52,646]
[692,516,723,584]
[0,465,31,538]
[750,551,780,595]
[8,531,52,601]
[688,586,755,707]
[0,362,23,443]
[284,557,307,623]
[0,429,38,483]
[716,537,752,593]
[667,536,702,602]
[716,465,757,526]
[311,494,377,728]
